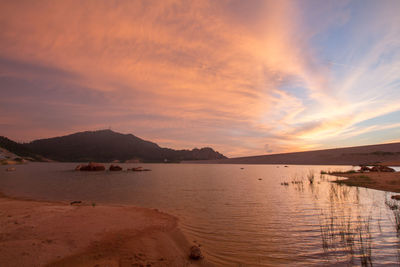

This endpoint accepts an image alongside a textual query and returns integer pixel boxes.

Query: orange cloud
[0,0,399,156]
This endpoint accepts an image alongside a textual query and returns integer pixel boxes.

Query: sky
[0,0,399,157]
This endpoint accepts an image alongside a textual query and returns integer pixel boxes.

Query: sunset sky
[1,0,399,157]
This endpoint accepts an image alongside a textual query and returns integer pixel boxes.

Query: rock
[70,201,82,205]
[359,165,371,172]
[6,167,16,172]
[370,165,395,172]
[109,165,123,171]
[370,166,379,172]
[75,164,83,171]
[391,195,400,200]
[128,167,150,171]
[189,245,202,260]
[379,165,395,172]
[78,162,105,171]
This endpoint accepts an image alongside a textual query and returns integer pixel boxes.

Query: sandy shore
[331,172,400,193]
[0,194,209,267]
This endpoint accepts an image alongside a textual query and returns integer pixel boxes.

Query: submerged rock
[109,165,123,171]
[76,162,105,171]
[189,245,202,260]
[6,167,16,172]
[129,167,151,172]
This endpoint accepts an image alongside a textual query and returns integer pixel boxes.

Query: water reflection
[319,185,372,266]
[1,163,400,266]
[286,171,399,266]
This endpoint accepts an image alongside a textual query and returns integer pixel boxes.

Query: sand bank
[0,194,209,266]
[331,172,400,193]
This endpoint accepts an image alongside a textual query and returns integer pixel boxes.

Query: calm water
[1,163,400,266]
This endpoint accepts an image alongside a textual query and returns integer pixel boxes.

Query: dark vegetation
[2,130,226,163]
[333,175,374,187]
[0,136,42,161]
[281,170,376,265]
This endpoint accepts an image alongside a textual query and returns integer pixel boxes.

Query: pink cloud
[1,0,399,156]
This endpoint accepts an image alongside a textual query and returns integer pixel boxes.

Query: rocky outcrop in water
[128,167,151,172]
[109,165,123,171]
[75,162,105,171]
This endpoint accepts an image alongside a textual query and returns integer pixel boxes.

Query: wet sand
[331,172,400,193]
[0,193,208,267]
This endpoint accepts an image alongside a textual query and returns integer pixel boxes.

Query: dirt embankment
[331,172,400,193]
[189,142,400,165]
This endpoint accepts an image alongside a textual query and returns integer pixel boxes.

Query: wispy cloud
[0,0,399,156]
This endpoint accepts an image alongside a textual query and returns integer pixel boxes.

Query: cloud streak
[0,0,399,156]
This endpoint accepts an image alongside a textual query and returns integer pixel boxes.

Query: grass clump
[307,170,315,184]
[334,175,374,187]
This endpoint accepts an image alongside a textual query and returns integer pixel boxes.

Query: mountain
[0,136,42,161]
[25,129,226,162]
[192,142,400,166]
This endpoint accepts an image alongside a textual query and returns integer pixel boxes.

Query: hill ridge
[193,142,400,166]
[22,129,226,162]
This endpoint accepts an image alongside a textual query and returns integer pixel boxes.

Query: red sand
[0,194,210,266]
[332,172,400,193]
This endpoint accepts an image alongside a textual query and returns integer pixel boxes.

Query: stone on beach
[189,245,202,260]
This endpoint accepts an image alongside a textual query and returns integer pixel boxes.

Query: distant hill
[193,142,400,166]
[25,129,226,163]
[0,136,42,161]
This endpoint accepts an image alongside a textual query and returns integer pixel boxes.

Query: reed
[307,170,315,184]
[318,185,372,266]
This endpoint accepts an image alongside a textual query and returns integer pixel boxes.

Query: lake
[1,163,399,266]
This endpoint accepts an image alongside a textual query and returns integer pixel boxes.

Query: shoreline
[0,192,209,266]
[330,172,400,193]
